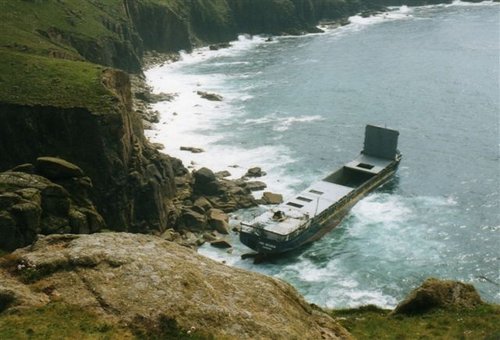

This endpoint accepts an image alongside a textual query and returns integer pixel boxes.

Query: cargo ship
[240,125,401,255]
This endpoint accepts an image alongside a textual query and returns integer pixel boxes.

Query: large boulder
[35,157,84,180]
[208,208,230,234]
[392,278,484,315]
[261,192,283,205]
[245,167,266,178]
[0,160,105,251]
[196,91,223,101]
[0,233,352,339]
[180,207,207,230]
[245,181,267,191]
[193,167,219,195]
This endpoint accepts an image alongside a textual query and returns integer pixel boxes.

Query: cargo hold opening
[323,167,375,188]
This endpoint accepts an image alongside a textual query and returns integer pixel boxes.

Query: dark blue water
[148,3,500,308]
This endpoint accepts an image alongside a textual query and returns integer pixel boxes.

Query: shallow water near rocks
[146,2,499,308]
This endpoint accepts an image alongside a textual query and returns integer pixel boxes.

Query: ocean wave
[148,35,269,73]
[348,10,413,27]
[446,0,499,7]
[243,114,325,132]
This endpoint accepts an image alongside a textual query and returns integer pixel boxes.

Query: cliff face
[0,0,461,241]
[0,65,181,233]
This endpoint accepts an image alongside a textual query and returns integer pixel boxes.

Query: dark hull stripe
[240,159,400,255]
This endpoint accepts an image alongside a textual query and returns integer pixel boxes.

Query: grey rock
[245,181,267,191]
[245,167,266,178]
[196,91,223,101]
[262,192,283,205]
[36,157,84,180]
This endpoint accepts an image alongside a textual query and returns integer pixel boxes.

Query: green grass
[0,49,116,112]
[0,0,189,57]
[0,0,127,58]
[331,304,500,340]
[0,301,216,339]
[0,302,134,339]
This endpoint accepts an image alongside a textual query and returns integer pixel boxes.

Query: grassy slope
[0,0,134,111]
[1,300,498,339]
[0,302,134,340]
[331,305,500,340]
[0,0,123,57]
[0,301,214,340]
[0,49,116,112]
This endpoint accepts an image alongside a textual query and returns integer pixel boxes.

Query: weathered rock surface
[261,191,284,205]
[197,91,223,101]
[244,180,267,191]
[245,166,266,178]
[210,238,233,249]
[0,233,351,339]
[35,157,85,180]
[208,208,230,234]
[209,42,232,50]
[392,278,484,315]
[0,160,105,251]
[180,146,205,153]
[191,167,258,212]
[0,70,185,235]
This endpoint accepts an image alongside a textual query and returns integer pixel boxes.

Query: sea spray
[147,3,499,308]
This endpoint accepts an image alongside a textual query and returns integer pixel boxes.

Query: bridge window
[286,202,303,208]
[296,196,313,202]
[357,163,374,170]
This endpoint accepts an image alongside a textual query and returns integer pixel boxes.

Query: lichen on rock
[0,233,352,339]
[392,278,484,315]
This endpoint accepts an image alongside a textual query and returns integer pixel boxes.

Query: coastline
[139,1,500,309]
[0,1,498,338]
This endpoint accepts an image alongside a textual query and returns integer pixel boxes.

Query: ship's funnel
[363,125,399,160]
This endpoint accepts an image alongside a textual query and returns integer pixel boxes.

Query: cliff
[0,50,181,234]
[0,0,477,241]
[0,0,380,242]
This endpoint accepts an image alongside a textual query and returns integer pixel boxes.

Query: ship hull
[240,157,400,255]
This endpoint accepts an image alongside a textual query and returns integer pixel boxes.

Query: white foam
[348,10,413,27]
[152,35,269,71]
[350,194,412,225]
[332,289,399,309]
[446,0,499,7]
[145,35,305,199]
[243,114,324,132]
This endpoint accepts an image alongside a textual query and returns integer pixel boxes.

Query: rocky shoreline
[0,233,497,339]
[1,1,499,338]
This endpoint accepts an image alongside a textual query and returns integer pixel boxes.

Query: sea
[145,2,500,309]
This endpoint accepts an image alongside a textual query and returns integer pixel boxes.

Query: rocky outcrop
[0,70,185,234]
[197,91,223,101]
[0,233,352,339]
[261,191,284,205]
[0,158,105,251]
[392,278,484,315]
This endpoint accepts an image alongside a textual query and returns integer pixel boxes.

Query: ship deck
[246,153,395,237]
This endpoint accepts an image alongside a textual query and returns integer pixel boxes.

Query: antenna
[314,196,320,216]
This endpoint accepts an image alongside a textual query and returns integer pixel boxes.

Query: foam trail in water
[145,35,307,198]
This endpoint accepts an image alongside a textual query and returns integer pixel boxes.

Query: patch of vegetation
[0,301,218,340]
[0,0,127,58]
[331,304,500,340]
[0,49,117,112]
[0,302,133,339]
[131,314,216,340]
